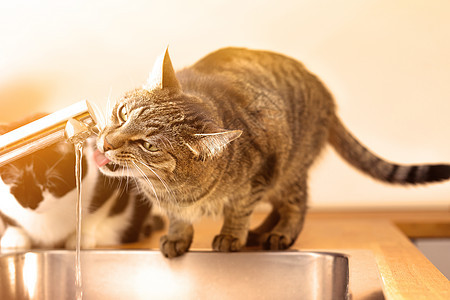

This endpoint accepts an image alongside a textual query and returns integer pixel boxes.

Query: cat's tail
[328,115,450,184]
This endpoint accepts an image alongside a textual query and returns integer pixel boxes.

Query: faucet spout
[65,118,92,145]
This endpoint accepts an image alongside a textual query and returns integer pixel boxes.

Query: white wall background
[1,0,449,210]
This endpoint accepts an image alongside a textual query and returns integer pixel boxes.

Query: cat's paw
[212,234,242,252]
[1,227,32,250]
[65,233,97,249]
[261,233,293,250]
[159,235,192,258]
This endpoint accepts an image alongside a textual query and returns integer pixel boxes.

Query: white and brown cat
[0,115,162,250]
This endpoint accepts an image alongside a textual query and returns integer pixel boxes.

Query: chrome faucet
[0,100,101,167]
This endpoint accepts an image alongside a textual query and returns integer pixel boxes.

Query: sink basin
[0,250,350,300]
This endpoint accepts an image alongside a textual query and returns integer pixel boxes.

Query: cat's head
[0,115,85,210]
[96,48,242,183]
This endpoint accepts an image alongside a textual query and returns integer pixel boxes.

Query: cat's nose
[102,138,114,152]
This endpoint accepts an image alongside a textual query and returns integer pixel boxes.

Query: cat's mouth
[93,149,123,172]
[105,162,121,172]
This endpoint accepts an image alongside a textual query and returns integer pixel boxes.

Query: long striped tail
[328,115,450,184]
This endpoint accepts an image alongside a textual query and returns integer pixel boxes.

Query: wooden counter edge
[307,210,450,238]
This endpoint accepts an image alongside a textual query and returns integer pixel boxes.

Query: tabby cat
[95,47,450,258]
[0,116,160,250]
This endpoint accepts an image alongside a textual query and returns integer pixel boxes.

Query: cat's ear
[144,47,181,91]
[187,129,242,160]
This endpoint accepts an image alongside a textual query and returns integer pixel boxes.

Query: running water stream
[74,141,83,300]
[65,118,92,300]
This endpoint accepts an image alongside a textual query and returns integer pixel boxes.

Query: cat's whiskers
[103,173,115,190]
[7,163,19,173]
[122,162,130,188]
[2,163,20,177]
[133,159,177,204]
[47,172,70,187]
[41,153,72,187]
[131,161,161,208]
[125,162,137,192]
[129,171,143,195]
[113,161,128,193]
[125,161,145,196]
[38,153,65,176]
[104,87,114,130]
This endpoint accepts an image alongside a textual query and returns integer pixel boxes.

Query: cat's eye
[117,105,128,123]
[142,141,158,152]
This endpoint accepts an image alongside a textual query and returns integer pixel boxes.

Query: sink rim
[0,249,352,300]
[0,248,350,259]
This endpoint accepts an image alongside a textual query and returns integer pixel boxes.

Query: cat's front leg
[160,216,193,258]
[212,199,257,252]
[1,226,32,250]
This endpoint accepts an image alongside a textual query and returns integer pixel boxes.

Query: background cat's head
[96,48,242,184]
[0,115,87,210]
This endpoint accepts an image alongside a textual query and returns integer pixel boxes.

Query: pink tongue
[93,149,111,167]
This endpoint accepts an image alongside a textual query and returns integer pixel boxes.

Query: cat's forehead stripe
[130,107,147,119]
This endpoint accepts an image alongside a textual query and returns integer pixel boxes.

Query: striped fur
[329,115,450,184]
[97,47,450,257]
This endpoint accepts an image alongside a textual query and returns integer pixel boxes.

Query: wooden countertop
[120,210,450,300]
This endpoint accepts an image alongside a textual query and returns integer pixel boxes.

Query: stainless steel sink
[0,250,352,300]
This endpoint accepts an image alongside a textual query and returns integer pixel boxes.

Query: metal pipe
[0,100,101,167]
